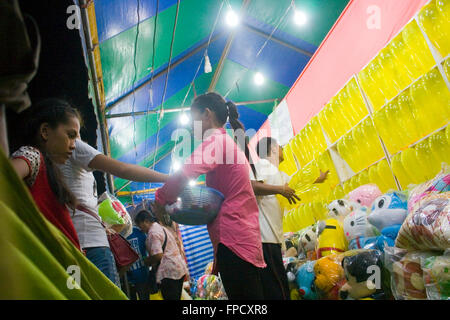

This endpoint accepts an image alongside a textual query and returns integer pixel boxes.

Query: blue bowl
[165,186,225,225]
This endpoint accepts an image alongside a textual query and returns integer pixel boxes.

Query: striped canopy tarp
[178,224,214,280]
[78,0,350,203]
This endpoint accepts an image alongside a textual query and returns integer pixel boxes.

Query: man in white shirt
[251,137,328,300]
[58,139,168,288]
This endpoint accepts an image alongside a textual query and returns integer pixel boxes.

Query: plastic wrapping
[339,250,386,300]
[296,261,319,300]
[194,274,227,300]
[313,253,346,299]
[347,184,383,209]
[204,261,213,275]
[327,199,355,221]
[316,218,348,258]
[384,247,435,300]
[98,192,133,237]
[365,191,409,251]
[343,208,380,251]
[407,168,449,213]
[297,225,318,260]
[421,250,450,300]
[396,192,450,251]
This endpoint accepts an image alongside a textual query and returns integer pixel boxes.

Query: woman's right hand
[279,183,301,205]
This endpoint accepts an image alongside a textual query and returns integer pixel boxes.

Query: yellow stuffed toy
[316,218,348,258]
[314,254,346,300]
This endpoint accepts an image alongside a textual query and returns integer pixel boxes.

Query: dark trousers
[129,281,151,300]
[216,243,264,300]
[260,243,290,300]
[160,276,185,300]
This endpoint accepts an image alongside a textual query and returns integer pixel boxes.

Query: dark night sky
[7,0,107,193]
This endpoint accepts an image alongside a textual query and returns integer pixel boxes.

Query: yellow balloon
[401,147,427,184]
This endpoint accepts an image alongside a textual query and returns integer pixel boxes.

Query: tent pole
[208,0,252,92]
[79,0,114,193]
[242,24,314,57]
[0,104,8,155]
[105,32,225,114]
[105,98,277,119]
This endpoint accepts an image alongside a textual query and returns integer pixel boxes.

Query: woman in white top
[57,100,168,288]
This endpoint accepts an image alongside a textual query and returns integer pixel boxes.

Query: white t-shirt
[250,159,291,244]
[57,139,108,249]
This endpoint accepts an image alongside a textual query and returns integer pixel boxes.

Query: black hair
[134,209,158,225]
[19,98,81,209]
[191,92,256,175]
[342,251,382,283]
[256,137,279,159]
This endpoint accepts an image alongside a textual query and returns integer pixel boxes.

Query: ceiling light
[189,180,196,186]
[254,72,265,86]
[226,10,239,27]
[172,161,181,172]
[179,113,190,125]
[294,10,308,26]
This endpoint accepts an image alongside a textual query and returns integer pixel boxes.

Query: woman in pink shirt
[154,92,266,300]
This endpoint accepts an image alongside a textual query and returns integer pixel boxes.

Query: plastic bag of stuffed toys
[421,249,450,300]
[396,169,450,251]
[193,274,228,300]
[384,247,435,300]
[98,192,133,237]
[190,262,228,300]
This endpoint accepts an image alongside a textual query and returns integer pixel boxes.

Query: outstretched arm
[251,180,301,205]
[88,154,169,183]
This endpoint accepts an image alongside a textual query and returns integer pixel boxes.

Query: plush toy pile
[189,262,228,300]
[282,167,450,300]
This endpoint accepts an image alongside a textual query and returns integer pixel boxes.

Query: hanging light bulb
[189,180,196,187]
[293,10,308,26]
[179,112,190,125]
[172,161,181,172]
[226,9,239,27]
[254,72,265,86]
[204,54,212,73]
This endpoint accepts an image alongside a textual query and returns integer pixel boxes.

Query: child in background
[135,209,188,300]
[126,225,151,300]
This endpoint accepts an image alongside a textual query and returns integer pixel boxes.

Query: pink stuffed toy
[348,184,382,209]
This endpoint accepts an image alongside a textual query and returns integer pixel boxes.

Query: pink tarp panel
[285,0,429,134]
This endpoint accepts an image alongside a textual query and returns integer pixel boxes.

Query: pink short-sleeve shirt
[146,222,188,283]
[155,128,266,273]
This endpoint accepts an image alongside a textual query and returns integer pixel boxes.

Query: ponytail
[226,101,257,178]
[191,93,257,177]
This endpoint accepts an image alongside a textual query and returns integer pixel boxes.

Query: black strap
[162,228,167,253]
